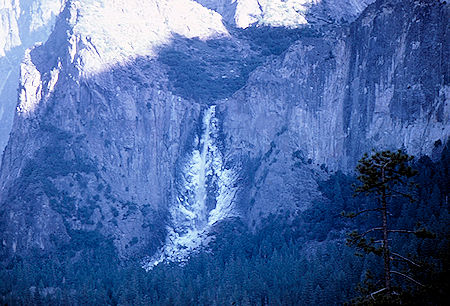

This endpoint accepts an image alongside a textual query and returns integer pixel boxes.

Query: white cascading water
[144,105,237,270]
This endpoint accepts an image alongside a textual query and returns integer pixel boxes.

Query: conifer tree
[344,150,433,301]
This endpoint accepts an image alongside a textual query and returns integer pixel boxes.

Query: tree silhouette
[345,150,434,301]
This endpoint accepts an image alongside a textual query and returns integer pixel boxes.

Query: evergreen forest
[1,145,449,305]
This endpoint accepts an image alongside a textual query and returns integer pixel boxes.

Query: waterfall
[144,105,237,270]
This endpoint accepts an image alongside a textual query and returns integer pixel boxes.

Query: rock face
[194,0,376,28]
[222,0,449,219]
[0,0,64,164]
[0,0,448,264]
[0,0,230,259]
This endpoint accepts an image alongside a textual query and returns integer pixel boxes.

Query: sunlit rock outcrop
[0,0,63,164]
[194,0,376,28]
[0,0,232,261]
[0,0,447,266]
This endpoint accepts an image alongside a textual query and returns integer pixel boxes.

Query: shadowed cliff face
[0,0,448,263]
[221,0,449,219]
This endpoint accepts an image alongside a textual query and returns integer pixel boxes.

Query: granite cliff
[0,0,64,162]
[0,0,448,266]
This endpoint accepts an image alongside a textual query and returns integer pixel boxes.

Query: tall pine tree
[345,150,433,302]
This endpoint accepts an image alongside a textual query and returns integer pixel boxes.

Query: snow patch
[196,0,375,28]
[67,0,229,75]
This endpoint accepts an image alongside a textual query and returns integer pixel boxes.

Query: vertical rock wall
[0,0,447,261]
[221,0,449,219]
[0,0,64,164]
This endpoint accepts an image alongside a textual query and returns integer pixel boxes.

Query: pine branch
[369,287,387,300]
[390,271,424,287]
[355,181,386,193]
[388,189,415,200]
[414,228,436,238]
[347,231,383,255]
[388,229,416,234]
[361,227,384,237]
[391,252,421,268]
[343,208,382,218]
[388,229,436,238]
[373,239,392,244]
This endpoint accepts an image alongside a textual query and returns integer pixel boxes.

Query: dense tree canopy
[1,147,448,304]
